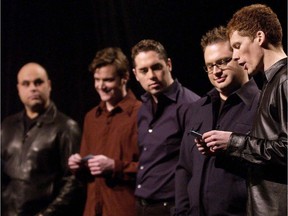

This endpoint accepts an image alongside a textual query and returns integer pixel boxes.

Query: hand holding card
[188,130,203,139]
[81,154,94,163]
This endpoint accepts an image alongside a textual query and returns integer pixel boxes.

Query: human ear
[256,31,266,46]
[133,68,139,81]
[167,58,172,72]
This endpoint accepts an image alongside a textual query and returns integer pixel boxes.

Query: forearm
[40,175,82,216]
[227,132,287,166]
[174,167,191,215]
[113,159,138,181]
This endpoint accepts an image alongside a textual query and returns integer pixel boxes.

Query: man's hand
[87,155,115,176]
[203,130,232,151]
[196,130,232,155]
[68,153,82,173]
[195,138,215,156]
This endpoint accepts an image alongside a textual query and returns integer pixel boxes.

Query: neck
[218,80,245,101]
[25,101,50,119]
[219,93,228,101]
[26,111,39,119]
[263,45,287,71]
[106,89,127,111]
[151,79,174,104]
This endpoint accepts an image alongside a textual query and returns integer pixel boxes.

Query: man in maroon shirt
[68,47,141,216]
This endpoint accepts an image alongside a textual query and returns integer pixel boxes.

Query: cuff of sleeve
[226,132,247,157]
[113,159,123,175]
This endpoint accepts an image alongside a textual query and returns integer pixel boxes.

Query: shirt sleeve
[41,119,84,215]
[227,132,287,166]
[174,134,192,215]
[227,79,287,166]
[113,119,139,181]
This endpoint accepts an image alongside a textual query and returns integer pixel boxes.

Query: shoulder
[180,96,207,115]
[124,97,142,119]
[126,90,142,107]
[45,102,74,122]
[269,58,287,85]
[2,112,22,127]
[270,66,287,92]
[278,67,288,84]
[179,85,200,102]
[120,90,142,115]
[53,109,80,130]
[85,106,99,117]
[131,98,142,111]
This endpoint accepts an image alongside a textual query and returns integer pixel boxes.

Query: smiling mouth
[102,89,112,93]
[149,82,160,87]
[215,77,226,83]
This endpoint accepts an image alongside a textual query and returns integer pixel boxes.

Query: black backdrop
[2,0,287,127]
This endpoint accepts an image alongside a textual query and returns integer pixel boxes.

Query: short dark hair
[200,26,229,53]
[131,39,168,67]
[227,4,283,47]
[89,47,130,79]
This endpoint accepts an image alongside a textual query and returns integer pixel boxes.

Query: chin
[150,90,162,96]
[29,100,43,107]
[100,96,111,102]
[31,103,46,112]
[248,69,259,76]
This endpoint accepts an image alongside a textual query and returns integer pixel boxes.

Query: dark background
[2,0,287,127]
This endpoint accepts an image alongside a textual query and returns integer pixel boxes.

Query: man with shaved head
[17,62,52,117]
[1,62,84,216]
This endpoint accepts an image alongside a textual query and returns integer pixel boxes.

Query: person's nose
[95,80,105,89]
[232,50,240,61]
[211,65,222,74]
[29,83,37,91]
[146,68,156,79]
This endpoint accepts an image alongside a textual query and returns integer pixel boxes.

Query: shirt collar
[141,79,180,103]
[264,58,287,83]
[205,78,259,108]
[234,78,259,107]
[18,101,57,124]
[95,90,137,117]
[206,88,220,104]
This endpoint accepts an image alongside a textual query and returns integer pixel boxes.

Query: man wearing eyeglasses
[198,4,287,216]
[174,26,260,216]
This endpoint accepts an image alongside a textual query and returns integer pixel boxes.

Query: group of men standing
[1,3,287,216]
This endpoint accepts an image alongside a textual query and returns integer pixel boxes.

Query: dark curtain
[2,0,287,127]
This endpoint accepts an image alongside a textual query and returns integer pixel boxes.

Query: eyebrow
[20,78,44,84]
[206,57,232,65]
[138,67,147,71]
[137,62,163,70]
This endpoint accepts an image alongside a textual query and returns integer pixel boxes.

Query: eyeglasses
[203,57,232,73]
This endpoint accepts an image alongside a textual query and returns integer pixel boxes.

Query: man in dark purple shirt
[174,26,260,216]
[131,39,200,216]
